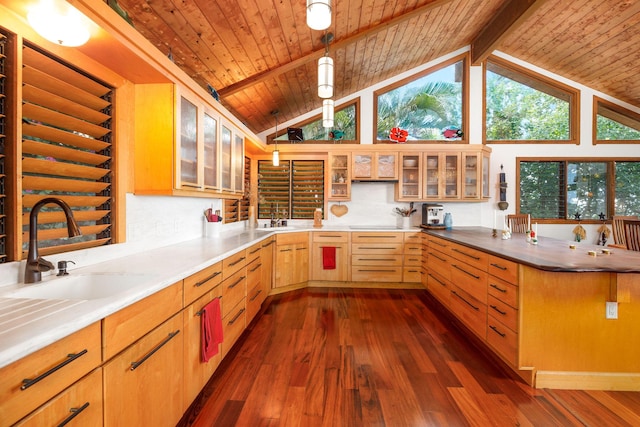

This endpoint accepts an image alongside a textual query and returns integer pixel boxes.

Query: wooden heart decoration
[330,204,348,217]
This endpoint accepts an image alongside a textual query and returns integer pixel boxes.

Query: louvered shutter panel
[291,160,324,219]
[0,33,6,263]
[258,160,290,219]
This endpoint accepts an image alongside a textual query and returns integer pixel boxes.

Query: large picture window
[518,159,640,221]
[375,55,466,143]
[485,56,579,143]
[593,97,640,144]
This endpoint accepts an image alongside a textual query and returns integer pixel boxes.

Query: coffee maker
[422,204,445,228]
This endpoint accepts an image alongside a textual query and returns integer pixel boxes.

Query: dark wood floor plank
[179,288,640,427]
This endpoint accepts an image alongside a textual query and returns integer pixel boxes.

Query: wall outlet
[606,301,618,319]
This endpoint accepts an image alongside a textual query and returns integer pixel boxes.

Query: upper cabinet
[352,152,398,181]
[134,84,245,198]
[328,152,351,201]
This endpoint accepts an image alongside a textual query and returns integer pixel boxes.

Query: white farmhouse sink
[1,273,150,301]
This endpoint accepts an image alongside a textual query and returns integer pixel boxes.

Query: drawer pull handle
[250,289,262,301]
[59,402,90,427]
[452,264,480,279]
[358,269,396,272]
[490,283,507,293]
[280,248,292,252]
[360,246,395,250]
[250,263,262,272]
[452,290,479,311]
[295,247,307,251]
[262,241,275,247]
[130,330,180,371]
[359,258,396,261]
[428,252,446,262]
[21,349,88,390]
[229,308,246,325]
[428,273,446,287]
[318,234,342,238]
[228,256,246,267]
[490,304,507,315]
[228,276,245,289]
[249,247,261,254]
[490,263,507,271]
[319,246,341,249]
[195,271,221,287]
[452,248,480,260]
[358,235,396,238]
[196,296,222,316]
[489,325,506,337]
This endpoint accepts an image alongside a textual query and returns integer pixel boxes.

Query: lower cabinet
[310,231,349,281]
[103,313,184,427]
[403,232,422,283]
[351,232,403,282]
[274,232,309,288]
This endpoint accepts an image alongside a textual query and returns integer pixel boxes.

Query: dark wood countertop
[422,226,640,273]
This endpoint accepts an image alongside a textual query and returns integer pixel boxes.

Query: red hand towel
[322,246,336,270]
[201,297,223,363]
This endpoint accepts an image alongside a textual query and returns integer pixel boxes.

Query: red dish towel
[201,297,223,363]
[322,246,336,270]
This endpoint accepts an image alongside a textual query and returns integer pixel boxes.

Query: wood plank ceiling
[114,0,640,135]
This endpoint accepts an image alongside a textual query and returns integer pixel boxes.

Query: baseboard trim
[535,371,640,391]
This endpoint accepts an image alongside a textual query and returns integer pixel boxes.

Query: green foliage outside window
[376,60,463,141]
[596,116,640,140]
[275,103,357,142]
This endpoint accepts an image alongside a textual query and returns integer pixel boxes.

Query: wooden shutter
[0,33,6,263]
[291,160,324,219]
[224,156,250,223]
[258,160,290,219]
[21,44,113,257]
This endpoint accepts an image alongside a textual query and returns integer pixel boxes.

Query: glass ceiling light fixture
[27,0,91,47]
[318,32,334,99]
[322,99,334,128]
[307,0,332,31]
[271,110,280,167]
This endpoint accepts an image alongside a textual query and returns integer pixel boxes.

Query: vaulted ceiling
[114,0,640,134]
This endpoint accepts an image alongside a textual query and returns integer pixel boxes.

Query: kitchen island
[422,226,640,391]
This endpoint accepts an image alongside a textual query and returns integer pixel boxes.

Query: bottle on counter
[444,212,452,230]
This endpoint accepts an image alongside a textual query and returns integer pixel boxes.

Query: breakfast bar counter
[421,227,640,391]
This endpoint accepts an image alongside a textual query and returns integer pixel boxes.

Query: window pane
[299,104,357,141]
[519,161,565,219]
[615,162,640,215]
[376,60,463,141]
[596,101,640,141]
[486,62,570,141]
[567,162,607,219]
[257,160,290,219]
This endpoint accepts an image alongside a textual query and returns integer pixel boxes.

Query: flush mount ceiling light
[27,0,91,47]
[322,99,334,128]
[272,110,280,166]
[318,32,334,99]
[306,0,332,31]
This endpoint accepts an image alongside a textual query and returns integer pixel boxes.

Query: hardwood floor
[179,288,640,426]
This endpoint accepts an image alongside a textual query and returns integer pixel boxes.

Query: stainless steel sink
[1,273,151,301]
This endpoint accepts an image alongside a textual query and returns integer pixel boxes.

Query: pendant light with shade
[28,0,91,47]
[322,99,334,128]
[306,0,332,31]
[271,110,280,166]
[318,32,334,99]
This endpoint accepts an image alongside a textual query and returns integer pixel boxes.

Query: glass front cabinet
[328,153,351,201]
[397,153,421,201]
[352,152,398,181]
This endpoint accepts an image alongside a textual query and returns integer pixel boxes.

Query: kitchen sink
[1,273,151,301]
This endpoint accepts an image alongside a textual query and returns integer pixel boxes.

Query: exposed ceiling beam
[218,0,454,98]
[470,0,548,66]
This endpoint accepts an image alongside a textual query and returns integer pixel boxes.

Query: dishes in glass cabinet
[403,158,418,167]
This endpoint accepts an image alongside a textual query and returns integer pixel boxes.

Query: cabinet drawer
[404,243,422,256]
[223,250,247,278]
[352,254,402,266]
[246,283,265,324]
[221,268,246,318]
[312,231,349,243]
[351,266,402,282]
[352,232,403,244]
[276,231,309,245]
[222,301,246,357]
[449,261,487,304]
[487,295,518,332]
[427,271,450,306]
[0,322,101,427]
[488,276,518,309]
[103,281,183,360]
[487,316,518,366]
[449,243,488,271]
[16,368,103,427]
[427,236,451,256]
[403,232,422,244]
[352,243,403,255]
[183,260,222,306]
[427,249,450,282]
[246,241,263,263]
[246,256,262,289]
[403,266,422,283]
[450,286,487,338]
[488,255,519,284]
[404,254,422,266]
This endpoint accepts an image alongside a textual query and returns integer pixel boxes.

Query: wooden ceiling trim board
[470,0,547,66]
[218,0,455,98]
[570,32,640,84]
[240,0,280,72]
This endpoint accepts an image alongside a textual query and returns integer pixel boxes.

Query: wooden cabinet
[15,368,103,427]
[221,251,247,357]
[310,231,349,281]
[403,232,422,283]
[0,322,101,427]
[260,237,275,293]
[274,232,309,288]
[397,153,422,201]
[219,121,245,194]
[351,232,403,282]
[462,151,490,199]
[421,147,490,201]
[328,152,351,201]
[486,255,519,366]
[246,242,265,323]
[352,152,398,181]
[103,313,184,427]
[183,260,223,307]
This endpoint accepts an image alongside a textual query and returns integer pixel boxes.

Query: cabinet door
[203,110,219,189]
[482,152,490,198]
[423,153,440,198]
[261,237,275,292]
[220,124,232,191]
[178,95,200,188]
[376,153,398,179]
[233,132,244,193]
[352,153,373,179]
[398,153,421,200]
[462,152,480,199]
[311,242,348,281]
[442,153,460,199]
[328,153,350,200]
[274,243,308,288]
[103,313,184,427]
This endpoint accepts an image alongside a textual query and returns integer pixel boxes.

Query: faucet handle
[57,260,75,276]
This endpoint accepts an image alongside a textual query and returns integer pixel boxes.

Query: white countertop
[0,225,421,368]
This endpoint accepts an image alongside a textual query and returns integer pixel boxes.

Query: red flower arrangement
[389,127,408,143]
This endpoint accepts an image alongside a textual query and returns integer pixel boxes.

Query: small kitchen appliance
[421,204,445,228]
